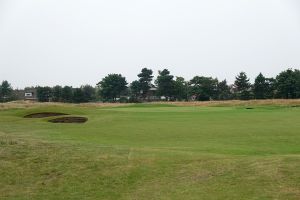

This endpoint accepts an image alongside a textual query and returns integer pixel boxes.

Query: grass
[0,101,300,199]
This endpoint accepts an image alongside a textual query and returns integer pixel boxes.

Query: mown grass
[0,102,300,199]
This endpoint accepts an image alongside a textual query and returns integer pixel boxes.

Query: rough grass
[0,101,128,110]
[1,99,300,110]
[0,102,300,199]
[155,99,300,107]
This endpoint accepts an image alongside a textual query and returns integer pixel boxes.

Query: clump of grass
[0,133,18,145]
[0,137,18,145]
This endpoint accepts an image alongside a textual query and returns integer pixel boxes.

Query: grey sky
[0,0,300,88]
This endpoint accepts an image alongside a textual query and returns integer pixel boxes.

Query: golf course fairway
[0,102,300,199]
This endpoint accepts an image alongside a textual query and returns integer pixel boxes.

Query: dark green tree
[234,72,252,100]
[173,77,188,101]
[52,85,62,102]
[276,69,300,99]
[216,80,232,100]
[0,80,13,102]
[37,86,52,102]
[265,78,277,99]
[189,76,218,101]
[81,85,96,102]
[138,68,153,99]
[73,88,85,103]
[155,69,175,100]
[61,86,73,103]
[129,80,141,99]
[98,74,127,102]
[253,73,267,99]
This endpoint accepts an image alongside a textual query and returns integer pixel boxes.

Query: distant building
[147,87,160,101]
[24,87,37,101]
[12,88,38,101]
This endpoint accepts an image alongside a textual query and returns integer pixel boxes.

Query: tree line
[35,85,97,103]
[1,68,299,103]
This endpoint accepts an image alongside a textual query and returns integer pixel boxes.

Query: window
[25,93,33,97]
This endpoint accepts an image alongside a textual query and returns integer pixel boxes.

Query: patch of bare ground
[48,117,88,123]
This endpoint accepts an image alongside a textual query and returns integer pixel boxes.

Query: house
[146,87,159,101]
[24,87,37,101]
[12,87,38,101]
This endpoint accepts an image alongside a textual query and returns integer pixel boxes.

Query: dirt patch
[24,112,69,118]
[48,117,88,123]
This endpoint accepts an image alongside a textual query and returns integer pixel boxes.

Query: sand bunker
[48,117,88,123]
[24,112,69,118]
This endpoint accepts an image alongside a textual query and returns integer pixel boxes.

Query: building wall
[24,87,38,101]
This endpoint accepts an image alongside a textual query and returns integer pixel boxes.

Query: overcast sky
[0,0,300,88]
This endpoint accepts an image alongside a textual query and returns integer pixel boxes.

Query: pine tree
[234,72,252,100]
[138,68,153,99]
[155,69,175,100]
[254,73,267,99]
[0,80,13,102]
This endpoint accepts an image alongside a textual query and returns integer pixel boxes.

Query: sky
[0,0,300,89]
